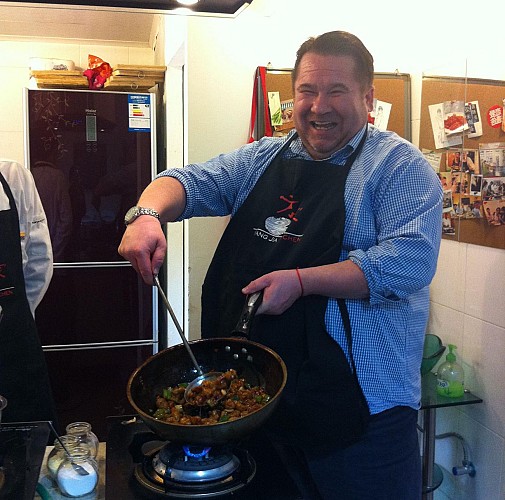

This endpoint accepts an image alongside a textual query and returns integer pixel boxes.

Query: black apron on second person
[201,132,370,451]
[0,172,57,425]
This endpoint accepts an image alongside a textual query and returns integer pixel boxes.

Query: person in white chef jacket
[0,160,53,313]
[0,159,57,425]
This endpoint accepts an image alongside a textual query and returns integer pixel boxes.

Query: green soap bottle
[436,344,465,398]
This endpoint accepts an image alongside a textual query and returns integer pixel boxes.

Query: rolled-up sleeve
[346,143,443,304]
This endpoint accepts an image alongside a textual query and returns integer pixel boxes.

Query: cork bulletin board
[373,72,411,141]
[265,69,293,104]
[262,69,411,140]
[420,76,505,249]
[419,76,505,151]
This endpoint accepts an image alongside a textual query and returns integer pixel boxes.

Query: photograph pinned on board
[267,91,283,127]
[428,103,462,150]
[479,142,505,177]
[438,171,451,191]
[423,151,443,172]
[483,199,505,226]
[442,213,455,234]
[468,201,483,218]
[442,190,453,213]
[470,174,483,196]
[450,171,463,194]
[465,101,483,138]
[271,98,294,133]
[446,149,479,174]
[368,99,392,131]
[459,174,470,196]
[443,100,468,136]
[461,149,479,174]
[459,197,480,218]
[450,202,464,218]
[446,150,462,171]
[280,99,294,128]
[481,177,505,201]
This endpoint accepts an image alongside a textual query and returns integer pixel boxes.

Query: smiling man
[119,31,443,499]
[292,53,374,160]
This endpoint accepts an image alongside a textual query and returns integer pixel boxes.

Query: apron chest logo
[252,193,306,244]
[277,194,303,222]
[253,216,303,244]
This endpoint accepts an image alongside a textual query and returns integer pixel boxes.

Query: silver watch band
[138,207,160,219]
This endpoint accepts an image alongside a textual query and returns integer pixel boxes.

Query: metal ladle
[153,275,225,405]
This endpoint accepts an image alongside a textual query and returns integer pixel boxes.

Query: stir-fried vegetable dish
[152,369,271,425]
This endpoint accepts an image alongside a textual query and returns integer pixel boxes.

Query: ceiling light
[1,1,254,17]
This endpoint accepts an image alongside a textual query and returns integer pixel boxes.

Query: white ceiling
[0,3,157,46]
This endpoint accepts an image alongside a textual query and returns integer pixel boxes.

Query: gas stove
[106,415,302,499]
[134,440,255,497]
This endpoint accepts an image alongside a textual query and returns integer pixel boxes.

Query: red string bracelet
[295,267,304,297]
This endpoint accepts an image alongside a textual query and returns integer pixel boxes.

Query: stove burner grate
[154,444,240,482]
[135,441,256,498]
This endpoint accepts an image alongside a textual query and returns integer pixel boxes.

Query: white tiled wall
[428,241,505,500]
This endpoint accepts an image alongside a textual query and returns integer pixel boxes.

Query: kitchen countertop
[35,442,106,500]
[35,416,301,500]
[104,415,302,499]
[31,378,482,500]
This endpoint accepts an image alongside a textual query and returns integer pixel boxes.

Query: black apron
[0,172,57,425]
[201,132,370,451]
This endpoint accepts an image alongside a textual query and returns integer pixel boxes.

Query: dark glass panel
[36,265,154,346]
[27,89,153,263]
[45,344,155,441]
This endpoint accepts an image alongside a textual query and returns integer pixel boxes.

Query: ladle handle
[231,291,263,338]
[48,421,89,476]
[48,421,71,456]
[154,275,203,376]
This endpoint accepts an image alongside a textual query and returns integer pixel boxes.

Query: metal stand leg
[422,408,440,499]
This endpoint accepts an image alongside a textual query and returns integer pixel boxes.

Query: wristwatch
[124,206,160,226]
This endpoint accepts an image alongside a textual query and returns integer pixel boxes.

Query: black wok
[127,337,287,446]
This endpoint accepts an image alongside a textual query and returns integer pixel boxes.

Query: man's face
[293,53,374,160]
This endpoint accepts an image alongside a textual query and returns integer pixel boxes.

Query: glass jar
[56,446,98,497]
[65,422,99,459]
[47,435,80,480]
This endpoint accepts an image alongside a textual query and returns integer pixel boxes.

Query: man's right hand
[118,176,186,285]
[118,216,167,285]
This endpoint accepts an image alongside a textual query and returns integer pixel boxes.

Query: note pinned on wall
[267,91,282,127]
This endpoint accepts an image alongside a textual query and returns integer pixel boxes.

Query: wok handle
[231,291,263,338]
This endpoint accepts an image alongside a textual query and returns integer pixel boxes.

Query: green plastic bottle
[436,344,465,398]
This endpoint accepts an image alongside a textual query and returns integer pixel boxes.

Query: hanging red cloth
[248,66,273,143]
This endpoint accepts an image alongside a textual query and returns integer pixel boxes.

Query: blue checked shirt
[158,125,443,414]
